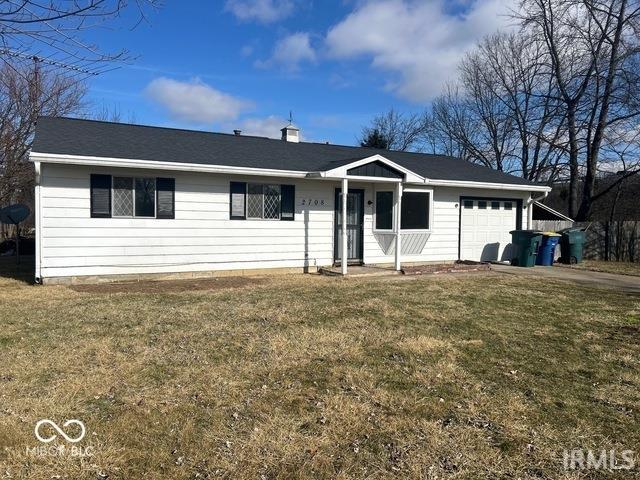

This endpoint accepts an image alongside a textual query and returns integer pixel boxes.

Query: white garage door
[460,199,518,262]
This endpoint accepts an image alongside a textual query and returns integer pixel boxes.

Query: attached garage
[459,197,522,262]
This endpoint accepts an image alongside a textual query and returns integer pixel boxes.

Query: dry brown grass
[0,268,638,479]
[563,259,640,277]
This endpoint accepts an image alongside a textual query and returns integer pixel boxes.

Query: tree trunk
[577,0,627,221]
[567,104,580,219]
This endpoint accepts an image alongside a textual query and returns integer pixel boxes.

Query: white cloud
[224,0,295,23]
[325,0,517,102]
[223,115,287,139]
[256,32,316,71]
[145,77,252,124]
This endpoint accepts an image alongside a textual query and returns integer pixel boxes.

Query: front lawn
[563,259,640,277]
[0,270,638,479]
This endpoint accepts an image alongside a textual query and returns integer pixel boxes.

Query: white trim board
[30,151,550,192]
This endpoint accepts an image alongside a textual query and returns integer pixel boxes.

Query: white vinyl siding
[37,163,531,280]
[361,185,528,265]
[38,164,334,278]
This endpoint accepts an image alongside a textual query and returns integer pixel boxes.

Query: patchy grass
[0,269,638,479]
[562,259,640,277]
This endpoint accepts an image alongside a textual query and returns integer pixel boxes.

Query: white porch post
[395,182,403,271]
[341,177,348,275]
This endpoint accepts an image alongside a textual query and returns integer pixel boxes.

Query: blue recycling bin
[536,233,561,266]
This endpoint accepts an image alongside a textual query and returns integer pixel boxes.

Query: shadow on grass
[0,254,35,284]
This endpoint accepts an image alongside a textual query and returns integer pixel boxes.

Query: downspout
[526,191,548,229]
[34,161,42,284]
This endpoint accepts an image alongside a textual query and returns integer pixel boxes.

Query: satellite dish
[0,204,30,225]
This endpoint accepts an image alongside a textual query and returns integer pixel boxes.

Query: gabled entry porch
[318,154,426,276]
[334,177,404,275]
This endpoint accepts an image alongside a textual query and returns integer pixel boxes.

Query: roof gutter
[423,177,552,193]
[29,151,553,192]
[29,152,311,179]
[528,190,549,204]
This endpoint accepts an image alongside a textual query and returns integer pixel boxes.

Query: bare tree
[0,0,159,77]
[426,32,569,181]
[428,59,519,172]
[474,32,568,181]
[91,102,137,123]
[0,61,86,224]
[518,0,640,220]
[359,109,426,152]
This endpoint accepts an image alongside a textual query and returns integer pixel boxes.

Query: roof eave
[29,151,552,192]
[422,178,552,192]
[29,151,311,178]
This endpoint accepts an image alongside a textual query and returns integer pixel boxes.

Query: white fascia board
[422,177,552,192]
[321,154,424,183]
[29,152,311,179]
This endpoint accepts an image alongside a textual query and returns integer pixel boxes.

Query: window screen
[263,184,280,219]
[247,183,264,218]
[113,177,133,217]
[135,178,156,217]
[401,192,430,230]
[375,191,393,230]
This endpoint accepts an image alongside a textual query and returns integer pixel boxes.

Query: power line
[0,47,100,75]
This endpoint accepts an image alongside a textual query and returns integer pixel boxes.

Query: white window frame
[373,186,433,233]
[373,188,395,233]
[400,187,433,233]
[246,182,281,220]
[111,176,157,218]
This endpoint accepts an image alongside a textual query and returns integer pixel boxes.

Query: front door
[334,188,364,264]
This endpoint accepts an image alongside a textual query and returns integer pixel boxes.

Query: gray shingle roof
[32,116,540,187]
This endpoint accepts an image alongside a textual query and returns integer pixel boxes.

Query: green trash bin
[509,230,543,267]
[558,228,586,264]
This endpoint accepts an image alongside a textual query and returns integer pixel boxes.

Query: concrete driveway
[492,263,640,294]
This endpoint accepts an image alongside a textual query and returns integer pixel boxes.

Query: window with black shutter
[280,184,295,221]
[230,181,247,219]
[156,177,175,219]
[91,174,175,219]
[90,174,112,218]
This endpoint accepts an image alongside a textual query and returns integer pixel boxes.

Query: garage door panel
[460,199,518,262]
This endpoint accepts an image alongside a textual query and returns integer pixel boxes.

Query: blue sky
[82,0,514,145]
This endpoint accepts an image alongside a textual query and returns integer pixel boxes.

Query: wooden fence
[533,220,639,262]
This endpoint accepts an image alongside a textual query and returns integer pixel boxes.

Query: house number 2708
[301,199,325,206]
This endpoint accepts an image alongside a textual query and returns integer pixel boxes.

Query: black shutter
[230,182,246,220]
[156,177,175,219]
[280,184,295,221]
[90,174,111,218]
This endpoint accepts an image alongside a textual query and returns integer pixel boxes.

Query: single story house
[29,117,552,284]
